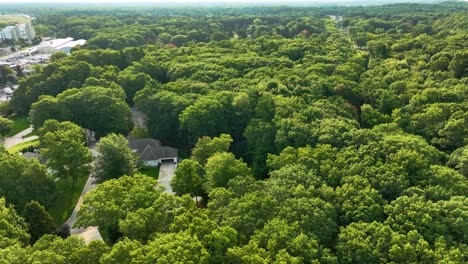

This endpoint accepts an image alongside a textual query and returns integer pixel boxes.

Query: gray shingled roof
[128,138,178,161]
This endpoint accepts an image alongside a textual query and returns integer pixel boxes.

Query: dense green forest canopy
[1,1,467,263]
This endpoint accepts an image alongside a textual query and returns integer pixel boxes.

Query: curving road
[64,146,103,244]
[3,126,38,149]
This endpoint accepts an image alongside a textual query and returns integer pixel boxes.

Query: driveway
[64,175,97,228]
[158,161,176,194]
[3,126,38,149]
[64,145,103,244]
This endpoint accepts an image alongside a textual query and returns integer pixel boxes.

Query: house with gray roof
[128,138,178,167]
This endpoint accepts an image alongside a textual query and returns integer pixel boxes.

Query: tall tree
[93,133,137,183]
[21,201,56,243]
[0,152,55,210]
[0,116,13,136]
[191,134,233,165]
[39,120,92,186]
[0,197,30,248]
[204,152,251,192]
[171,159,204,199]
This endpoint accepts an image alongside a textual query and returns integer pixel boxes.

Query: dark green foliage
[0,152,55,211]
[21,201,56,243]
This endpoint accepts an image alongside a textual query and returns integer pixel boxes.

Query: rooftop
[129,138,178,161]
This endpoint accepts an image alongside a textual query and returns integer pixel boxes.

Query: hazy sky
[0,0,465,6]
[0,0,456,3]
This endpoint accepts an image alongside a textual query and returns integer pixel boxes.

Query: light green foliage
[93,133,137,183]
[0,116,13,136]
[76,174,160,233]
[337,221,435,264]
[144,232,210,263]
[39,120,92,184]
[447,146,468,176]
[0,152,55,210]
[191,134,233,165]
[179,98,227,145]
[100,238,143,264]
[77,174,196,242]
[170,159,204,197]
[335,176,386,224]
[27,235,108,264]
[0,197,30,248]
[204,152,251,192]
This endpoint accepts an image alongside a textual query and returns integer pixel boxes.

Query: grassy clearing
[7,138,39,154]
[0,15,29,24]
[49,176,88,225]
[7,115,30,136]
[139,166,160,179]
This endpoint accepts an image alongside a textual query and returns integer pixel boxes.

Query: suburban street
[2,126,38,149]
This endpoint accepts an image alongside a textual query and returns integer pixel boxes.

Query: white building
[28,37,86,55]
[0,15,35,42]
[0,26,18,41]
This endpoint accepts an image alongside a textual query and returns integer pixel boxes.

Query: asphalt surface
[158,161,176,194]
[64,146,103,244]
[3,126,38,149]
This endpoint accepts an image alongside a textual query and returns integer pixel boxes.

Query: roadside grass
[139,166,160,179]
[7,115,30,136]
[49,176,88,225]
[6,138,39,154]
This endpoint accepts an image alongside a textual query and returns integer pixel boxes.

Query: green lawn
[49,176,88,225]
[7,115,30,136]
[139,166,160,179]
[7,138,40,154]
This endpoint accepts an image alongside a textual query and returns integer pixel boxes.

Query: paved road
[64,175,97,228]
[65,174,103,245]
[158,162,176,194]
[3,126,38,149]
[64,145,103,244]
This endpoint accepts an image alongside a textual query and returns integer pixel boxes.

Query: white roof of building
[56,39,86,49]
[1,26,15,32]
[40,37,74,49]
[3,87,14,94]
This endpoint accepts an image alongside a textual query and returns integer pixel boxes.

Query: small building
[128,138,178,167]
[34,37,86,55]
